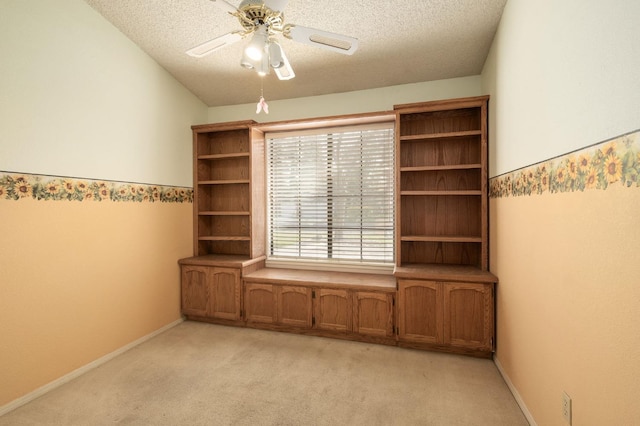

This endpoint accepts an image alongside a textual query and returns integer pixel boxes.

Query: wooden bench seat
[243,267,396,292]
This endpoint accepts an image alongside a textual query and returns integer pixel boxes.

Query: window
[266,122,394,272]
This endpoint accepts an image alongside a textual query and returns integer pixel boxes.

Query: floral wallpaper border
[0,172,193,203]
[490,130,640,198]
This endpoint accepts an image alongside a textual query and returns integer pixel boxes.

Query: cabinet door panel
[314,288,350,332]
[209,268,241,320]
[397,280,442,344]
[443,283,493,350]
[182,266,209,317]
[278,286,312,327]
[353,291,394,337]
[244,283,276,323]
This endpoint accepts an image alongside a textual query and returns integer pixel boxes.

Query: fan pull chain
[256,79,269,114]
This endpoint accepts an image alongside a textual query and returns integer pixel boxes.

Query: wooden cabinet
[181,265,210,318]
[244,283,312,327]
[443,282,494,350]
[181,265,241,321]
[397,279,442,344]
[352,291,394,337]
[243,282,276,324]
[208,267,241,320]
[394,96,497,357]
[394,96,489,270]
[179,255,265,324]
[313,288,394,337]
[397,273,495,356]
[314,288,351,332]
[192,121,265,258]
[182,121,266,326]
[279,286,313,327]
[242,268,396,342]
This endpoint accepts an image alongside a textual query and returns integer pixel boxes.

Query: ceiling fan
[186,0,359,80]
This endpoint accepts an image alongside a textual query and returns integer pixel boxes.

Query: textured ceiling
[84,0,507,107]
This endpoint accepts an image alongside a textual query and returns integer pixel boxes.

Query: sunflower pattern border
[0,172,193,203]
[489,130,640,198]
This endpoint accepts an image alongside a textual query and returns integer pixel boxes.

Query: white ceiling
[84,0,507,107]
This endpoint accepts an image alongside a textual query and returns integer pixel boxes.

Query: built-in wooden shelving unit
[394,96,490,270]
[191,120,265,258]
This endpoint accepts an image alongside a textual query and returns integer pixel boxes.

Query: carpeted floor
[0,321,528,425]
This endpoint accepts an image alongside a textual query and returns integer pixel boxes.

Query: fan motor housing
[238,1,284,32]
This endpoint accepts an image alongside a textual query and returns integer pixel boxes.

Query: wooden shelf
[198,236,251,241]
[179,254,266,268]
[401,236,483,243]
[394,264,497,283]
[399,130,481,141]
[400,190,482,196]
[198,180,250,185]
[199,211,250,216]
[198,152,250,160]
[401,164,481,172]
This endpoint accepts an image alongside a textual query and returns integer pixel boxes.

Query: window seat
[242,267,397,342]
[243,267,396,292]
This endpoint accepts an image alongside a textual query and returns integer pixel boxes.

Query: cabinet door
[314,288,351,332]
[443,283,494,351]
[209,267,241,320]
[352,291,394,337]
[277,286,312,327]
[181,266,210,317]
[244,283,276,324]
[397,279,443,344]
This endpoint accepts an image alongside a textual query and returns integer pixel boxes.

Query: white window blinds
[266,123,395,270]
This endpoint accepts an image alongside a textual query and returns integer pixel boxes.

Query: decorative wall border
[490,130,640,198]
[0,172,193,203]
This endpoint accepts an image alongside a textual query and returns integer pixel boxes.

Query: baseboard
[493,355,537,426]
[0,318,184,417]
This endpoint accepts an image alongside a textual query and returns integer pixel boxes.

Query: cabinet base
[397,340,493,359]
[183,317,492,358]
[247,321,398,347]
[183,315,245,328]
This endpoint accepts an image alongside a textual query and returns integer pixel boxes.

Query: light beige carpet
[1,321,528,425]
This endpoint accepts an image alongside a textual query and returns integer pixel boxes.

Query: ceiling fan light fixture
[188,1,357,83]
[257,53,271,76]
[245,25,268,61]
[268,41,284,68]
[240,50,257,69]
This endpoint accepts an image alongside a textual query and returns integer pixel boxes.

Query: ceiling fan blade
[286,25,358,55]
[264,0,289,12]
[210,0,239,15]
[186,32,243,58]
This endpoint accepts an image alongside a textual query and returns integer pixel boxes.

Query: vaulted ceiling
[84,0,507,107]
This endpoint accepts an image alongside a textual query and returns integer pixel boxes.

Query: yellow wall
[0,180,192,405]
[489,135,640,424]
[0,0,204,409]
[482,0,640,423]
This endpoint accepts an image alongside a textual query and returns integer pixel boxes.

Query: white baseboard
[0,318,184,417]
[493,355,537,426]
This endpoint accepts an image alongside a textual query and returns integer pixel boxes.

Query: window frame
[259,113,396,274]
